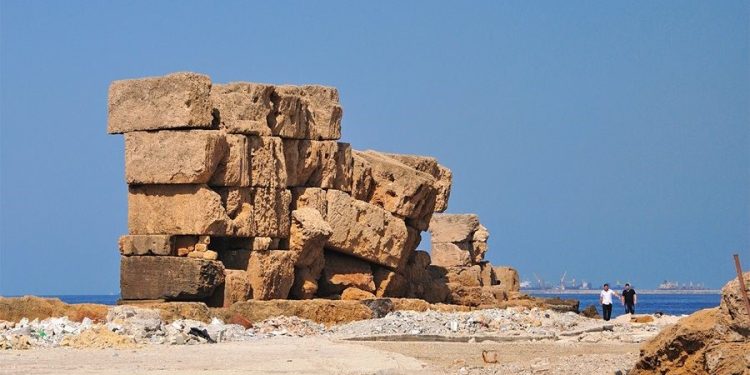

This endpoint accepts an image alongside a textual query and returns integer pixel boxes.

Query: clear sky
[1,1,748,294]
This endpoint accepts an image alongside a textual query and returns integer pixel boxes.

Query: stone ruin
[110,72,520,308]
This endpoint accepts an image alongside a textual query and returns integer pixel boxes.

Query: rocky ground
[0,304,682,374]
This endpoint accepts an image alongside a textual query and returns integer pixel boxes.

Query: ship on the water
[657,280,710,291]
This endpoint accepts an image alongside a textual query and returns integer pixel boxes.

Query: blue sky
[1,1,748,294]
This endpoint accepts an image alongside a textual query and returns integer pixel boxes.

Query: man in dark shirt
[621,283,637,314]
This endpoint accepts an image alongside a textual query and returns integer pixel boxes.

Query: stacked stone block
[111,72,462,307]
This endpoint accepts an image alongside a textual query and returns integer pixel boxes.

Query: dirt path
[0,337,641,375]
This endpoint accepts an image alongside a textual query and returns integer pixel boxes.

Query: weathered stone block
[120,256,224,300]
[289,267,319,300]
[108,72,213,134]
[247,250,295,300]
[252,188,291,238]
[373,267,407,298]
[275,85,342,140]
[319,251,375,296]
[291,187,327,216]
[210,134,251,186]
[118,235,174,256]
[124,131,227,184]
[431,242,472,267]
[341,287,376,301]
[351,153,374,201]
[283,140,352,191]
[128,185,232,235]
[325,189,412,270]
[354,151,437,220]
[248,136,287,188]
[429,214,480,243]
[290,208,332,268]
[494,266,520,292]
[209,269,252,308]
[479,262,496,287]
[383,153,452,212]
[211,83,274,136]
[444,265,482,287]
[447,283,482,307]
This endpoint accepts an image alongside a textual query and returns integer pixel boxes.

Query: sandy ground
[0,337,639,375]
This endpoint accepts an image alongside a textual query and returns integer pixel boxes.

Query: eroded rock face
[720,271,750,331]
[108,72,214,134]
[118,235,174,256]
[283,140,352,191]
[383,153,452,213]
[289,208,332,268]
[208,269,252,307]
[291,187,327,216]
[120,256,225,300]
[325,189,413,270]
[275,85,342,140]
[431,242,473,267]
[210,133,251,187]
[429,214,480,243]
[373,268,407,298]
[125,131,227,184]
[248,136,287,188]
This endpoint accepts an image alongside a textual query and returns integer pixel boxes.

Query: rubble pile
[109,72,519,307]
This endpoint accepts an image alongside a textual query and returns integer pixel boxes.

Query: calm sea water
[530,293,721,317]
[42,293,721,317]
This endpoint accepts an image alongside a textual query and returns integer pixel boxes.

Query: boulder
[283,140,352,191]
[120,256,225,300]
[447,284,483,307]
[429,213,480,243]
[494,266,520,292]
[210,133,251,186]
[128,185,232,235]
[383,153,452,213]
[248,136,287,188]
[211,82,274,136]
[118,235,174,256]
[108,72,213,134]
[246,250,295,300]
[430,242,473,267]
[341,287,376,301]
[275,85,342,140]
[124,131,227,184]
[354,150,438,220]
[319,251,376,295]
[720,271,750,331]
[325,189,412,270]
[444,265,482,287]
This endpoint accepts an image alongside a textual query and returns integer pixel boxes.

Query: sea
[529,292,721,317]
[35,293,722,318]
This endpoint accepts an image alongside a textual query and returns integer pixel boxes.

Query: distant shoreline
[525,289,722,295]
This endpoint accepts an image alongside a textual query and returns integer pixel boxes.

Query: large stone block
[351,153,374,201]
[290,208,331,269]
[494,266,520,292]
[283,140,352,191]
[354,151,437,220]
[383,153,452,212]
[247,250,295,300]
[108,72,213,134]
[325,189,412,270]
[479,262,496,287]
[124,131,227,184]
[275,85,342,140]
[211,83,274,136]
[373,267,407,298]
[128,185,232,235]
[291,187,327,216]
[120,256,224,300]
[118,235,174,256]
[429,214,480,243]
[208,269,252,308]
[318,251,375,296]
[444,265,482,287]
[248,136,287,188]
[252,188,291,238]
[430,242,472,267]
[210,134,251,187]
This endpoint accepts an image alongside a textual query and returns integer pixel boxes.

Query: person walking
[621,283,637,314]
[599,283,619,321]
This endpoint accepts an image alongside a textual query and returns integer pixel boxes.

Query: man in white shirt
[599,283,619,321]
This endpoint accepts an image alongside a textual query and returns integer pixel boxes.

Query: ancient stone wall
[111,72,518,307]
